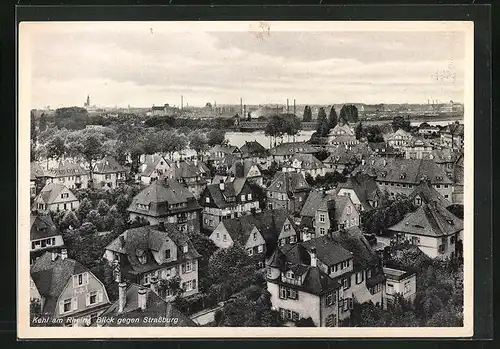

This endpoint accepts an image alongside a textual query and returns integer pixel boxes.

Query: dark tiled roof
[102,284,197,327]
[330,226,380,270]
[93,156,127,174]
[431,148,460,164]
[409,181,452,207]
[300,190,352,222]
[30,214,61,240]
[301,235,354,267]
[240,141,267,156]
[128,179,200,217]
[46,161,88,178]
[337,173,383,211]
[210,145,240,155]
[31,252,89,314]
[140,155,170,177]
[37,183,78,204]
[105,225,201,275]
[267,172,310,195]
[389,202,463,237]
[269,142,319,156]
[31,162,46,180]
[228,159,261,179]
[204,179,252,209]
[288,153,324,170]
[353,158,453,185]
[443,123,464,136]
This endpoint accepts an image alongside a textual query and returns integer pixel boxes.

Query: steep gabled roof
[240,141,267,156]
[94,156,127,174]
[269,142,319,156]
[228,159,261,179]
[45,161,88,178]
[140,154,171,177]
[30,214,61,240]
[204,179,252,209]
[337,173,382,211]
[101,283,197,327]
[37,183,78,204]
[267,172,310,195]
[289,153,324,170]
[301,235,353,267]
[388,202,463,237]
[31,252,89,314]
[409,181,452,207]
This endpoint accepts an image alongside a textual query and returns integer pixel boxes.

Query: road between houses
[190,304,224,326]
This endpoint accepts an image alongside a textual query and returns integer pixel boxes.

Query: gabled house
[30,250,110,326]
[267,172,311,214]
[93,156,127,189]
[352,158,454,200]
[300,190,360,236]
[199,179,261,231]
[386,129,414,149]
[327,122,358,146]
[430,148,460,175]
[100,282,197,327]
[403,138,434,160]
[283,153,328,179]
[103,223,201,298]
[268,142,320,165]
[336,173,384,212]
[226,159,264,187]
[409,181,452,208]
[167,160,209,199]
[33,183,80,213]
[388,201,464,259]
[440,122,464,150]
[138,154,172,185]
[367,142,401,158]
[240,140,269,170]
[127,179,202,233]
[208,145,241,166]
[30,162,46,198]
[30,214,65,263]
[452,153,464,204]
[44,161,90,190]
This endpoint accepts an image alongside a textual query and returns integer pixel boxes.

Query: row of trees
[264,114,302,147]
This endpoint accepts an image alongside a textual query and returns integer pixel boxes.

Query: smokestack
[244,104,246,116]
[310,247,317,267]
[118,282,127,313]
[293,99,296,115]
[138,287,147,311]
[219,179,225,191]
[240,98,243,115]
[181,95,183,110]
[287,99,289,113]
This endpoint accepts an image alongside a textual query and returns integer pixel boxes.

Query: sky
[21,22,467,109]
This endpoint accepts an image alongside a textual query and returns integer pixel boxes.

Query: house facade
[33,183,80,213]
[327,123,358,146]
[440,122,464,150]
[127,179,202,233]
[268,142,320,165]
[386,129,414,149]
[336,173,384,213]
[45,161,90,190]
[267,172,310,215]
[383,267,417,307]
[282,153,328,179]
[30,250,110,326]
[30,214,65,263]
[138,154,172,185]
[93,156,127,189]
[104,224,201,299]
[403,138,434,160]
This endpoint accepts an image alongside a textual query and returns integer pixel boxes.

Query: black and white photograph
[18,20,474,338]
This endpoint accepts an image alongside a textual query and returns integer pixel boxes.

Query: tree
[316,107,330,137]
[189,131,208,158]
[97,199,110,216]
[207,129,226,147]
[54,107,89,130]
[283,114,302,142]
[361,195,416,236]
[46,135,66,160]
[248,182,268,211]
[296,317,316,327]
[104,205,126,233]
[157,276,182,299]
[60,211,80,231]
[328,106,338,129]
[340,104,359,123]
[365,125,384,143]
[208,244,257,302]
[302,106,312,122]
[77,198,94,222]
[85,210,105,231]
[392,116,411,132]
[355,122,364,140]
[39,112,48,132]
[265,115,286,148]
[186,232,218,293]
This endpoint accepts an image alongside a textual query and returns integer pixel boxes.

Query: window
[216,232,220,239]
[415,197,422,205]
[279,285,287,299]
[63,299,72,313]
[183,245,188,253]
[404,281,411,294]
[355,271,364,284]
[320,227,326,235]
[88,291,98,305]
[165,249,171,259]
[444,184,449,188]
[342,278,349,289]
[253,232,257,241]
[367,269,372,278]
[436,184,441,189]
[247,194,252,200]
[347,206,352,215]
[185,261,193,273]
[326,291,336,306]
[73,272,89,287]
[411,236,420,245]
[205,197,210,203]
[326,314,337,327]
[248,248,253,256]
[223,234,227,242]
[444,195,449,199]
[258,245,264,253]
[386,283,394,295]
[284,224,291,231]
[267,267,272,277]
[289,236,295,243]
[319,214,325,223]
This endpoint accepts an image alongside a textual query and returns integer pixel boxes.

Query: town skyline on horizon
[23,22,466,109]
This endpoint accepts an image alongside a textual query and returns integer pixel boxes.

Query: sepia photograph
[18,20,474,338]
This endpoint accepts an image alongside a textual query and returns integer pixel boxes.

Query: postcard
[18,20,474,338]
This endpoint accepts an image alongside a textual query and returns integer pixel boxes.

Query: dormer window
[436,176,443,181]
[447,219,454,225]
[165,249,171,259]
[183,244,188,253]
[205,197,210,203]
[381,171,387,177]
[400,173,406,179]
[138,255,147,264]
[284,224,291,231]
[241,195,246,202]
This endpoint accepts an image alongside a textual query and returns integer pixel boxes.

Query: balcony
[280,275,301,286]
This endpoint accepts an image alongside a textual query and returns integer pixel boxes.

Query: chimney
[61,249,68,260]
[51,251,58,261]
[138,287,147,311]
[150,277,159,295]
[159,221,165,231]
[219,179,225,191]
[118,282,127,313]
[430,199,437,210]
[113,260,121,283]
[310,247,317,267]
[361,159,365,165]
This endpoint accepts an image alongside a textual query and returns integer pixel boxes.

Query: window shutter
[97,290,103,303]
[85,293,90,306]
[59,301,64,314]
[72,275,77,288]
[85,272,90,285]
[192,279,197,290]
[181,264,186,274]
[71,297,78,311]
[192,261,197,271]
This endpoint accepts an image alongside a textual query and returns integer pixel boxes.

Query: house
[452,154,464,204]
[30,250,110,326]
[267,172,311,215]
[208,145,241,166]
[30,162,46,198]
[352,158,454,200]
[33,183,80,213]
[44,161,90,190]
[440,122,464,150]
[268,142,320,165]
[418,125,440,137]
[430,148,460,176]
[367,142,401,158]
[168,160,209,199]
[93,156,127,189]
[226,159,264,187]
[388,201,464,259]
[99,281,197,327]
[138,154,172,185]
[127,179,202,233]
[327,122,358,146]
[409,181,452,208]
[300,190,360,236]
[240,141,269,170]
[266,227,386,326]
[386,129,414,149]
[30,214,65,263]
[403,138,434,160]
[210,209,299,265]
[383,266,417,307]
[199,179,261,231]
[283,153,328,179]
[103,223,201,299]
[336,173,384,212]
[323,143,373,173]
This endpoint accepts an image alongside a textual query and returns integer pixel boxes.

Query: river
[225,118,463,149]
